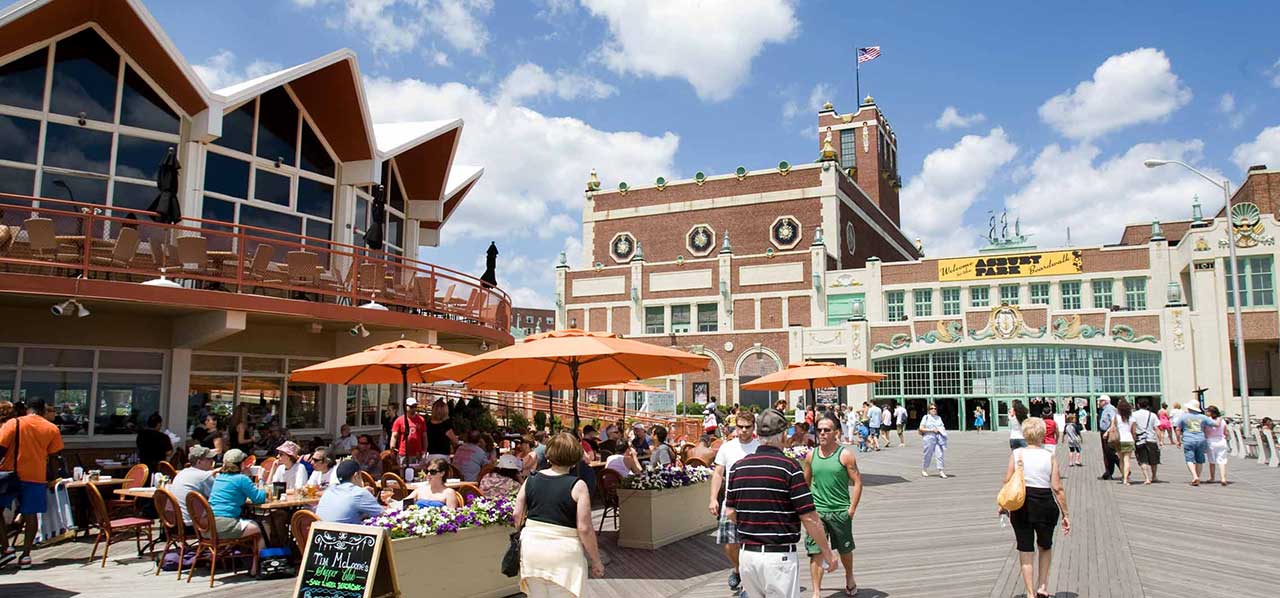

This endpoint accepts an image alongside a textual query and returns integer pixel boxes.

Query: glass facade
[1225,256,1275,307]
[886,290,905,321]
[188,353,326,435]
[873,346,1161,429]
[914,289,932,318]
[941,288,960,316]
[1092,279,1114,309]
[0,346,165,437]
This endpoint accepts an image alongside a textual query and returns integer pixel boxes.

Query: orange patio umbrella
[591,381,668,421]
[427,329,709,431]
[290,340,470,447]
[740,361,885,410]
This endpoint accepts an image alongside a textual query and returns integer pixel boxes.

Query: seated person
[352,434,381,475]
[316,460,387,524]
[604,446,643,478]
[404,458,461,509]
[648,425,676,469]
[688,435,717,465]
[306,448,335,488]
[479,454,524,497]
[596,425,624,458]
[270,440,308,490]
[171,445,217,525]
[206,449,266,573]
[451,429,489,482]
[629,423,651,456]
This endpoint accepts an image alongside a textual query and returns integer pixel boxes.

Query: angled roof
[373,120,461,157]
[0,0,212,115]
[213,48,375,163]
[374,120,466,207]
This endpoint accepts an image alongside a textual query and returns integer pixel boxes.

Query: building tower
[817,96,902,226]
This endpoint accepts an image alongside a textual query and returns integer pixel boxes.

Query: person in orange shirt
[0,398,65,568]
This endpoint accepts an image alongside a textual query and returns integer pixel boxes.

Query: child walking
[1064,412,1083,466]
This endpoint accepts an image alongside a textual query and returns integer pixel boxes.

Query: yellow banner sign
[938,250,1082,282]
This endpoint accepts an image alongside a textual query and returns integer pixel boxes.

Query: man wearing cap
[391,398,427,461]
[317,460,388,524]
[171,445,217,524]
[1096,395,1119,480]
[270,440,309,489]
[725,409,837,598]
[630,422,651,456]
[1176,401,1216,485]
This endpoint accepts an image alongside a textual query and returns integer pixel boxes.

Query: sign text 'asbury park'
[937,250,1084,282]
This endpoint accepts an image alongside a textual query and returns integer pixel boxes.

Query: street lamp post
[1144,159,1251,434]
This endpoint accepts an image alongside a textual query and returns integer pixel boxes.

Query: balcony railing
[0,192,511,332]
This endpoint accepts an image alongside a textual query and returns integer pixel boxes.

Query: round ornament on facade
[656,176,667,190]
[735,166,747,180]
[610,232,636,263]
[778,160,791,175]
[695,171,706,185]
[723,341,734,352]
[686,224,715,256]
[845,222,857,254]
[770,216,802,250]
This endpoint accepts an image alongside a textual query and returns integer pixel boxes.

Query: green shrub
[533,410,548,431]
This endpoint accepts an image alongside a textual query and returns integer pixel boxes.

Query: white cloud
[1038,48,1192,140]
[782,83,830,123]
[1269,58,1280,88]
[293,0,492,55]
[900,128,1018,257]
[1005,140,1221,248]
[363,70,678,242]
[1231,126,1280,173]
[428,49,450,67]
[1218,93,1245,129]
[581,0,798,102]
[934,106,986,130]
[497,63,617,103]
[192,50,282,91]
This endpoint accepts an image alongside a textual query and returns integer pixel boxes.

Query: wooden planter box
[616,482,716,550]
[390,525,518,598]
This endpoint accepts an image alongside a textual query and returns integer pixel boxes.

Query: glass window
[119,66,179,134]
[671,305,691,333]
[1124,277,1147,310]
[299,122,334,177]
[0,165,34,196]
[297,178,333,218]
[0,369,14,403]
[941,288,960,315]
[287,381,323,429]
[969,285,989,308]
[111,181,157,212]
[389,172,405,212]
[201,195,235,225]
[1030,282,1050,305]
[203,152,249,198]
[23,347,93,368]
[242,356,284,373]
[49,30,119,123]
[839,130,856,171]
[41,172,108,205]
[1226,256,1275,307]
[1092,279,1113,309]
[43,123,112,173]
[187,374,235,431]
[238,376,284,428]
[387,214,403,248]
[255,88,297,166]
[644,306,664,334]
[114,135,171,180]
[305,219,331,243]
[355,196,370,231]
[1061,281,1081,310]
[826,294,863,325]
[21,370,91,436]
[98,350,163,370]
[1000,284,1019,305]
[0,47,49,110]
[0,346,16,366]
[192,353,237,372]
[94,373,163,435]
[240,204,300,238]
[0,114,41,163]
[913,288,932,318]
[215,102,254,154]
[253,168,291,206]
[886,290,905,321]
[697,303,718,332]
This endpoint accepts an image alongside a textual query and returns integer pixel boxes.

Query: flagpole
[855,46,861,103]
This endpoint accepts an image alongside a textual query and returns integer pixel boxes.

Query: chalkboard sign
[294,522,400,598]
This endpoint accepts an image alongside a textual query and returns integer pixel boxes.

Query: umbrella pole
[400,366,409,463]
[809,380,815,411]
[570,362,581,436]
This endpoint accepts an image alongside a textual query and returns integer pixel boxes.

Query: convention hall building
[557,95,1280,431]
[0,0,510,457]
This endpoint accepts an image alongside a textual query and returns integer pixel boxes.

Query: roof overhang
[421,165,482,231]
[374,120,463,206]
[0,0,212,116]
[215,48,375,163]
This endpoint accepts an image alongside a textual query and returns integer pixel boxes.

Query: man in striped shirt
[726,409,837,598]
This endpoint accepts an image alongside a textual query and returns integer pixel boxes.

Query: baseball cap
[406,397,418,407]
[1185,401,1202,412]
[222,448,248,465]
[1098,394,1111,405]
[188,445,214,460]
[756,409,788,437]
[497,454,523,470]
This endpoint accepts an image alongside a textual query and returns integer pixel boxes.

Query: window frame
[969,285,990,308]
[885,290,905,321]
[1029,282,1050,305]
[1091,279,1114,309]
[999,284,1019,305]
[644,306,665,334]
[1123,277,1147,310]
[1225,255,1275,308]
[941,287,960,316]
[913,288,933,318]
[1061,281,1082,310]
[190,351,328,435]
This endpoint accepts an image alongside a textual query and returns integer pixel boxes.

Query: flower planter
[390,524,518,598]
[616,482,716,550]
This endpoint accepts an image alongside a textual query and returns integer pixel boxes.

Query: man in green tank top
[803,413,863,597]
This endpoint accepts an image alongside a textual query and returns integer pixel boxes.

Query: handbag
[500,526,522,577]
[996,454,1025,511]
[0,418,20,498]
[1104,421,1120,448]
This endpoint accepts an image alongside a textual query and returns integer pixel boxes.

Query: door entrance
[966,397,992,431]
[934,398,960,431]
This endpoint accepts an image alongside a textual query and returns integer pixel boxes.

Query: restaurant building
[0,0,511,454]
[557,95,1280,430]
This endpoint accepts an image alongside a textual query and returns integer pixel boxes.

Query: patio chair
[355,262,386,300]
[290,509,320,554]
[89,226,140,277]
[597,469,623,532]
[85,483,154,568]
[161,235,217,281]
[239,244,277,292]
[378,451,401,478]
[258,457,277,482]
[355,470,377,489]
[241,454,257,471]
[475,463,496,483]
[413,277,436,313]
[186,492,258,587]
[107,464,150,516]
[155,460,179,480]
[685,457,708,468]
[453,482,482,505]
[21,216,77,269]
[154,487,196,579]
[380,472,409,501]
[286,250,320,286]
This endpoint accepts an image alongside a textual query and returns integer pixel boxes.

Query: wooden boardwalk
[3,433,1278,597]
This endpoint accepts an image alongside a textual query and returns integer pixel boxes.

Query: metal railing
[0,192,511,331]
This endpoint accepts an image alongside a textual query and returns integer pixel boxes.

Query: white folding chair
[1252,428,1268,463]
[1266,431,1280,467]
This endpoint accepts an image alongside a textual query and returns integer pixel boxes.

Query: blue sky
[146,0,1280,308]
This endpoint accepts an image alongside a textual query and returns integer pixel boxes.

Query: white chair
[1252,428,1269,463]
[1226,423,1239,457]
[1266,430,1280,467]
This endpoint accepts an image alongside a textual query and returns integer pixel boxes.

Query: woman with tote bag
[998,417,1070,598]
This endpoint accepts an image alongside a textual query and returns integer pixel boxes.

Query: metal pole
[1221,179,1252,435]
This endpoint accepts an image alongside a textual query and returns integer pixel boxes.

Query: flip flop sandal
[18,555,32,569]
[845,584,858,596]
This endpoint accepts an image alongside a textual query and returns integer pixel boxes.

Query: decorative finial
[862,94,874,105]
[557,251,567,266]
[819,127,838,162]
[720,230,732,254]
[1191,194,1204,224]
[631,240,644,262]
[813,226,824,246]
[822,101,834,111]
[586,169,600,192]
[1151,220,1165,241]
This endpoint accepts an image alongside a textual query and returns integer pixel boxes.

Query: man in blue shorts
[0,399,65,568]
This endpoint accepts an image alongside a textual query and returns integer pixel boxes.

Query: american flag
[857,46,881,64]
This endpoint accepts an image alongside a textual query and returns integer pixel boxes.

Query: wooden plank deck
[3,432,1278,597]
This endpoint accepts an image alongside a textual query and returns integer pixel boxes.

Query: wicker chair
[453,482,482,505]
[156,461,179,480]
[107,464,150,516]
[186,493,258,587]
[153,487,196,579]
[685,457,708,468]
[356,470,378,489]
[380,472,410,501]
[378,451,400,478]
[85,483,153,568]
[290,509,320,554]
[258,457,277,482]
[475,463,497,483]
[597,469,623,532]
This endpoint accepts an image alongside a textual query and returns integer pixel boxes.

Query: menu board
[294,522,399,598]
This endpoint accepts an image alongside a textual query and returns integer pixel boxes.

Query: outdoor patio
[2,432,1277,598]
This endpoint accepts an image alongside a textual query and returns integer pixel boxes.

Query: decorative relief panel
[610,232,636,263]
[686,224,715,256]
[770,216,802,250]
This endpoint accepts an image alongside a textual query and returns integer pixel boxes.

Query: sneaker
[729,570,742,591]
[921,470,929,477]
[939,471,948,479]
